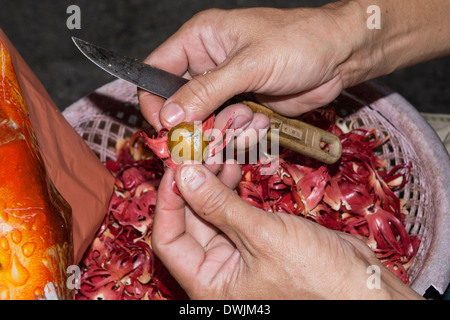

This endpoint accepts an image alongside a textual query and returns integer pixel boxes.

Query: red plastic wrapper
[0,30,114,299]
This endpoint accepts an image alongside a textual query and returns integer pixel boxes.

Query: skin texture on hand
[138,1,450,132]
[152,163,423,300]
[339,0,450,87]
[138,5,356,132]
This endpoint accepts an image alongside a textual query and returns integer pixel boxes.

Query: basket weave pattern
[336,91,433,284]
[63,79,449,295]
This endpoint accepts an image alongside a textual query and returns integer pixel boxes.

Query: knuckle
[197,184,233,220]
[187,8,224,31]
[193,8,223,21]
[182,76,218,111]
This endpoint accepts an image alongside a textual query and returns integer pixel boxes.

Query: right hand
[138,4,364,131]
[139,1,450,133]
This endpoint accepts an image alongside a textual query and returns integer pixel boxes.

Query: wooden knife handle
[242,101,342,164]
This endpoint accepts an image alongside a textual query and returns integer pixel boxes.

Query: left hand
[152,163,423,300]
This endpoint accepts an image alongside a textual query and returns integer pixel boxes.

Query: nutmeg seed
[167,122,209,163]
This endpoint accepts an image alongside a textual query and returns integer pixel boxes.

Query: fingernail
[161,102,185,126]
[180,165,206,191]
[254,116,270,130]
[233,114,252,129]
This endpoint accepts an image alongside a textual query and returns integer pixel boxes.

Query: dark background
[0,0,449,113]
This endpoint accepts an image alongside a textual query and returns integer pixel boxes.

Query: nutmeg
[167,122,209,163]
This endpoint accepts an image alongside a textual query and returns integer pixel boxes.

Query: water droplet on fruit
[11,229,22,244]
[0,237,9,251]
[34,287,45,299]
[0,286,10,300]
[11,254,30,286]
[0,208,8,222]
[22,242,36,257]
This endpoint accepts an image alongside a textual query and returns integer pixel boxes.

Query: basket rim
[345,81,450,295]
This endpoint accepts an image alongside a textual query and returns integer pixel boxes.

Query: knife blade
[72,37,188,99]
[72,37,342,164]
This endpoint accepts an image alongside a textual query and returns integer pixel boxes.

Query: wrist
[320,0,382,88]
[326,0,450,88]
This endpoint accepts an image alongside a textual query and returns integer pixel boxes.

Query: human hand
[138,4,362,132]
[139,1,450,134]
[152,163,423,300]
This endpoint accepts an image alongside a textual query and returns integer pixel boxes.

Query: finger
[143,33,189,76]
[138,32,192,130]
[174,164,261,256]
[254,76,344,116]
[152,168,187,245]
[204,103,255,171]
[139,14,227,130]
[153,167,219,248]
[214,103,253,131]
[217,159,242,189]
[138,89,165,131]
[144,21,221,78]
[152,168,206,282]
[159,52,253,128]
[184,206,220,248]
[233,112,270,152]
[214,102,270,138]
[194,163,242,245]
[137,70,194,131]
[206,103,270,168]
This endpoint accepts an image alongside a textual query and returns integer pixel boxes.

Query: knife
[72,37,342,164]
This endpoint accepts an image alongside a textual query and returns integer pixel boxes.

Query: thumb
[159,56,249,128]
[175,163,261,253]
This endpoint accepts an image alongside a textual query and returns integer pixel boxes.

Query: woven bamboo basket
[63,78,450,296]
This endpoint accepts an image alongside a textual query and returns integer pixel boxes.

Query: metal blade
[72,38,342,164]
[72,37,188,99]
